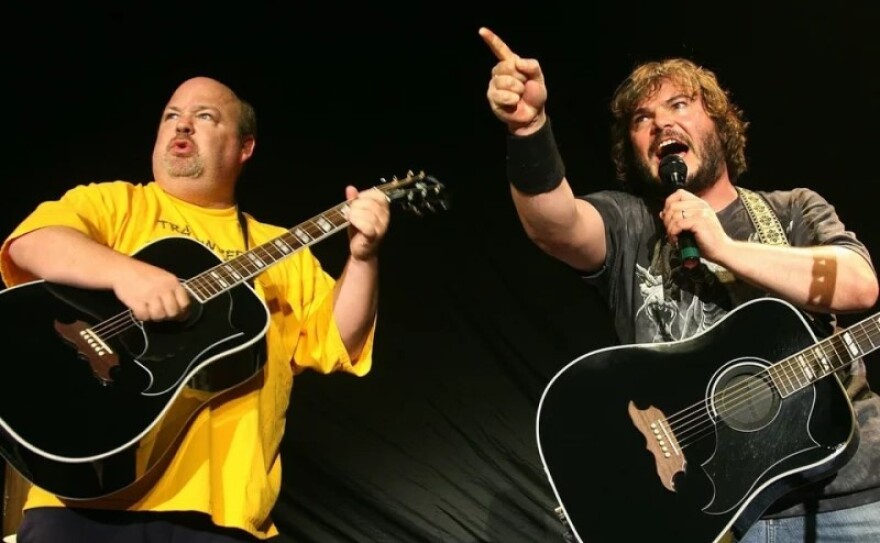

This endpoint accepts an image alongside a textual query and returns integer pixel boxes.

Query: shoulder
[84,180,146,191]
[237,211,286,237]
[581,189,647,211]
[752,187,832,208]
[64,180,150,198]
[581,189,653,222]
[50,180,148,208]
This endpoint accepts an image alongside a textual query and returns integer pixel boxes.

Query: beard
[163,153,204,179]
[632,129,726,200]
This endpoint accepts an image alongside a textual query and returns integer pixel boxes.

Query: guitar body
[537,298,857,543]
[0,237,269,500]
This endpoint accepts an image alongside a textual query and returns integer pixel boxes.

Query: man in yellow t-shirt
[0,76,389,542]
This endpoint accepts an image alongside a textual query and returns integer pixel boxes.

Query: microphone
[659,154,700,269]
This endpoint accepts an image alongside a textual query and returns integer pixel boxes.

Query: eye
[197,112,216,121]
[163,112,179,121]
[631,113,650,126]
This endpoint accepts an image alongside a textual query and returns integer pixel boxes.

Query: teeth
[659,139,678,148]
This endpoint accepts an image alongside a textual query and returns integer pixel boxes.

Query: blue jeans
[17,507,262,543]
[737,500,880,543]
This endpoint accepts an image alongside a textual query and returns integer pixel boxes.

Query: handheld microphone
[659,154,700,269]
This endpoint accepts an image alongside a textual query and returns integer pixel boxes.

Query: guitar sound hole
[712,362,780,432]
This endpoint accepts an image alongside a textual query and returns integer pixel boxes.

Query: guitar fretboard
[770,314,880,397]
[183,202,351,303]
[171,170,441,303]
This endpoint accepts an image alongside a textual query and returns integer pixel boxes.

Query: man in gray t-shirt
[480,25,880,543]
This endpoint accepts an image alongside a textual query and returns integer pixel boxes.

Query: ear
[240,135,256,163]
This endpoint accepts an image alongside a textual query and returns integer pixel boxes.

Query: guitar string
[658,321,879,450]
[670,326,865,448]
[672,324,877,449]
[87,208,352,339]
[76,177,432,342]
[182,210,346,299]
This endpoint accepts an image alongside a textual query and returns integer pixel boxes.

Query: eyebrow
[631,93,692,119]
[164,105,222,114]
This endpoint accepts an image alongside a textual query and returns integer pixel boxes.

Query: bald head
[165,77,257,140]
[151,76,257,206]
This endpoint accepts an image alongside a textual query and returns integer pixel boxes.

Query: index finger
[478,26,517,61]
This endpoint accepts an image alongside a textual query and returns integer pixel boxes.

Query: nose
[175,115,194,135]
[651,109,674,133]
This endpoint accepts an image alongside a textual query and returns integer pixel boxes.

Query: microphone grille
[659,154,687,188]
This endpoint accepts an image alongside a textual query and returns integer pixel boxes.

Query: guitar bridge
[54,320,120,383]
[628,401,685,491]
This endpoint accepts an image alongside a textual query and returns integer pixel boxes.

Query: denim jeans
[17,507,262,543]
[737,500,880,543]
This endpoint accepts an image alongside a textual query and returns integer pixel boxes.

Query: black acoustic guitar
[537,297,877,543]
[0,171,447,501]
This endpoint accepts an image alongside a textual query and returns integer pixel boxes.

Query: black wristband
[506,118,566,194]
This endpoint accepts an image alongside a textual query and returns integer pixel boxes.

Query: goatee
[163,154,204,178]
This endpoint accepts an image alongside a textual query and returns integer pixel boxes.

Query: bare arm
[7,226,190,321]
[511,179,607,272]
[333,255,379,360]
[480,27,608,273]
[331,186,390,359]
[715,242,877,313]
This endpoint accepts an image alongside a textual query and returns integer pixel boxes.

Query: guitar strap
[237,208,268,362]
[736,187,788,247]
[237,208,252,253]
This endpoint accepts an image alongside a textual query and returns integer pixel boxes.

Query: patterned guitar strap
[736,187,787,247]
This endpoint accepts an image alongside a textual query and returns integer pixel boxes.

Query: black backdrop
[3,2,879,542]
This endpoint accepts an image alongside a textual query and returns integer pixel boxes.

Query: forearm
[332,255,379,359]
[715,241,878,313]
[513,181,576,241]
[7,226,132,289]
[512,182,607,272]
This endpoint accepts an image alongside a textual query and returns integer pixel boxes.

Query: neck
[156,178,236,209]
[694,177,738,211]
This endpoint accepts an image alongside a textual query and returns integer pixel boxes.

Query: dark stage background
[2,3,879,542]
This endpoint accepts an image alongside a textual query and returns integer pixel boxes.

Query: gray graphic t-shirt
[581,187,880,517]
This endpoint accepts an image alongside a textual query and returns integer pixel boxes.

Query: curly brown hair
[609,58,748,185]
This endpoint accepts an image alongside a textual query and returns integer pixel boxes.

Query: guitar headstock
[376,170,450,216]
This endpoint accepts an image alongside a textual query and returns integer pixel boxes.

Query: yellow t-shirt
[0,181,374,539]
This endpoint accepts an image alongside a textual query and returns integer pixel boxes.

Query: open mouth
[656,138,689,159]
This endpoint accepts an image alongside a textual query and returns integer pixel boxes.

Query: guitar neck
[177,170,445,303]
[183,202,351,303]
[772,313,880,397]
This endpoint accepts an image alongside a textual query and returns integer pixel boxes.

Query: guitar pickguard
[702,359,819,514]
[134,292,248,396]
